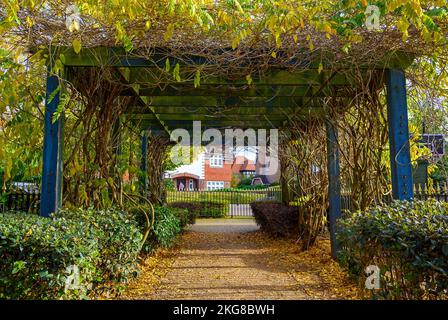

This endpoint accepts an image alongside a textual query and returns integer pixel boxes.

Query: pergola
[40,47,415,257]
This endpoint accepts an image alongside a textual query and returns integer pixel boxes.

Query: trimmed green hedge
[0,208,142,299]
[152,206,182,248]
[170,207,195,228]
[338,200,448,300]
[0,204,189,299]
[169,201,226,218]
[250,201,298,238]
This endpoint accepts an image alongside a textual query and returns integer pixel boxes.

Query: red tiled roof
[171,172,200,180]
[232,156,256,173]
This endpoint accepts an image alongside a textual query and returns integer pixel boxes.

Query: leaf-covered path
[121,219,362,300]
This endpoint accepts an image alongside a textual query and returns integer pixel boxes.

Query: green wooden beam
[120,84,353,98]
[116,68,170,135]
[133,114,290,121]
[56,47,414,70]
[130,106,296,115]
[132,96,326,108]
[128,69,354,86]
[136,119,284,129]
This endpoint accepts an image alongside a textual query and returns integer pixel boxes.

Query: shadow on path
[122,218,362,300]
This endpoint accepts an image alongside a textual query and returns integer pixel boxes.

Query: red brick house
[167,151,256,191]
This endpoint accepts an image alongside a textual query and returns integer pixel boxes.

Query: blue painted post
[40,72,63,217]
[386,69,413,200]
[140,130,149,195]
[326,120,342,259]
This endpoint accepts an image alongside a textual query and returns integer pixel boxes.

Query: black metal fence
[167,187,282,217]
[3,183,446,217]
[414,183,448,202]
[1,190,41,214]
[340,183,448,213]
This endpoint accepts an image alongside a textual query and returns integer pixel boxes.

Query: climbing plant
[0,0,447,251]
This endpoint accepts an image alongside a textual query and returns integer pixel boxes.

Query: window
[207,181,224,190]
[188,179,194,190]
[209,154,223,167]
[241,170,255,177]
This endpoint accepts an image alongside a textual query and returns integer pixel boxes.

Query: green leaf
[47,85,61,105]
[318,62,323,74]
[246,74,253,85]
[173,63,181,82]
[59,53,66,64]
[122,35,134,52]
[164,23,174,41]
[234,0,244,14]
[72,39,82,54]
[165,58,171,73]
[194,69,201,88]
[12,261,26,274]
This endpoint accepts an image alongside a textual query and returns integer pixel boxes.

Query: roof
[252,175,270,185]
[171,173,200,180]
[232,156,256,173]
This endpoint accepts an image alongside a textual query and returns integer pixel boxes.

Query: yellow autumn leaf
[246,74,253,85]
[318,62,323,74]
[72,38,82,54]
[164,23,174,41]
[234,0,244,14]
[309,40,314,51]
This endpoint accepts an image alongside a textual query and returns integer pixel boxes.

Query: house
[251,149,281,186]
[166,149,257,190]
[232,156,256,179]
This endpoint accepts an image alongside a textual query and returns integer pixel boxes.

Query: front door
[177,179,186,191]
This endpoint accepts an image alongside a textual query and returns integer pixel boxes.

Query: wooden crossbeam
[116,68,170,134]
[133,114,290,121]
[136,119,284,129]
[120,84,352,98]
[128,69,354,86]
[57,47,414,70]
[131,106,295,115]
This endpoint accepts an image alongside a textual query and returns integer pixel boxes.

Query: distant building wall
[204,158,232,188]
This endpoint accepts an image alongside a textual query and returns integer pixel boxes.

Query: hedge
[0,208,142,299]
[126,205,186,253]
[250,201,298,238]
[151,206,182,248]
[338,200,448,299]
[0,204,190,299]
[170,207,195,228]
[169,201,226,218]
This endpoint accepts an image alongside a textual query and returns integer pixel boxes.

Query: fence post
[40,70,64,217]
[140,130,149,197]
[386,69,413,200]
[326,120,342,260]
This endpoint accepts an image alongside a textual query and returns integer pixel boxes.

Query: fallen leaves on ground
[118,239,182,299]
[244,233,366,299]
[119,230,366,300]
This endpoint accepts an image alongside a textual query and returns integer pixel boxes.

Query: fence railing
[167,186,282,217]
[4,183,446,217]
[1,190,41,214]
[414,183,448,202]
[340,183,448,213]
